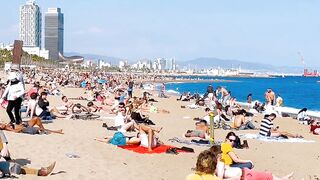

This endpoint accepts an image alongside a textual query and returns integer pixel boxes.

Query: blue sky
[0,0,319,67]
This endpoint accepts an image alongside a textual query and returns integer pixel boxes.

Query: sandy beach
[0,78,319,180]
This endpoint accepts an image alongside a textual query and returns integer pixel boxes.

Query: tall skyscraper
[19,0,42,47]
[45,8,64,60]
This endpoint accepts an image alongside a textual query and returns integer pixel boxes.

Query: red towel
[119,144,185,154]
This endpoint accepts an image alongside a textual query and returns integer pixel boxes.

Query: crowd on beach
[0,64,318,179]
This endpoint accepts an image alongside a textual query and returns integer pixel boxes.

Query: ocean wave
[166,89,180,94]
[238,102,320,117]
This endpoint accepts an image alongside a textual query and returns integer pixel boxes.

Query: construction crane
[298,51,306,69]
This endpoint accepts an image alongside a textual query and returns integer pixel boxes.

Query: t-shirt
[114,113,125,127]
[186,173,219,180]
[221,142,233,165]
[259,118,273,136]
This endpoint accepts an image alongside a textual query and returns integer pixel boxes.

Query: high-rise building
[19,0,42,47]
[45,8,64,60]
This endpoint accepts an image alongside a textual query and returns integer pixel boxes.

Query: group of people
[187,132,294,180]
[0,64,57,177]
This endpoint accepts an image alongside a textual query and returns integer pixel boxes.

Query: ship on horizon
[298,52,319,77]
[303,69,319,77]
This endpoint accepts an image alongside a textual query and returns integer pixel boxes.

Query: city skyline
[1,0,319,67]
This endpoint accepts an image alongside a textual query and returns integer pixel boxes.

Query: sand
[0,82,319,179]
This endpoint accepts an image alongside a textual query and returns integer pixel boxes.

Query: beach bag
[109,132,126,146]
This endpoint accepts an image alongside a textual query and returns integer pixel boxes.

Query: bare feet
[38,162,56,176]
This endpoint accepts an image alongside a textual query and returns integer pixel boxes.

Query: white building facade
[20,0,42,47]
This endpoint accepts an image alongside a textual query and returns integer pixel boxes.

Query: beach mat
[119,144,188,154]
[239,134,315,143]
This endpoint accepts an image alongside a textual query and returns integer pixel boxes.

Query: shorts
[21,123,39,134]
[242,168,273,180]
[140,134,157,148]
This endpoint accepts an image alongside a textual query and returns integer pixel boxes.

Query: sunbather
[210,145,293,180]
[0,117,63,135]
[259,113,303,138]
[0,161,56,177]
[95,124,162,151]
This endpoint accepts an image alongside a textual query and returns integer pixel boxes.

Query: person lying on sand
[0,161,56,177]
[0,117,63,135]
[210,145,294,180]
[140,103,170,114]
[184,120,209,139]
[95,124,162,151]
[259,113,303,138]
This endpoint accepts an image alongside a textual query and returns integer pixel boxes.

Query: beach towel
[168,137,221,147]
[119,144,189,154]
[239,133,315,143]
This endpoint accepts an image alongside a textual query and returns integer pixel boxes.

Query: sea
[164,76,320,112]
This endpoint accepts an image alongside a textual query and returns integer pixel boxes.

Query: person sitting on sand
[310,120,320,135]
[0,117,63,135]
[25,92,38,118]
[95,124,162,151]
[186,150,219,180]
[232,109,255,130]
[259,113,303,138]
[210,145,294,180]
[297,108,311,124]
[35,92,68,120]
[221,132,253,169]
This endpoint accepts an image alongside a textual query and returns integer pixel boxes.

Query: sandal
[166,148,178,155]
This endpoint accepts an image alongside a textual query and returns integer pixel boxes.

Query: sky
[0,0,319,67]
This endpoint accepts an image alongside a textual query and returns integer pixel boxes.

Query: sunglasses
[228,138,236,142]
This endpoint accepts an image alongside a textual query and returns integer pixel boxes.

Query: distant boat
[317,81,320,83]
[303,69,319,77]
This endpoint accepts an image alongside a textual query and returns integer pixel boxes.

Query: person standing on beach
[265,89,275,105]
[127,78,134,99]
[0,66,25,126]
[276,94,283,107]
[217,87,230,106]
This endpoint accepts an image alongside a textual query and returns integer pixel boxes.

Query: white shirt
[26,99,37,116]
[114,112,125,127]
[2,81,25,101]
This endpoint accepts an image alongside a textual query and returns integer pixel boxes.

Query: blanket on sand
[239,134,315,143]
[118,144,189,154]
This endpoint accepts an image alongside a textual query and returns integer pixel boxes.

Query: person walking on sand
[0,69,25,126]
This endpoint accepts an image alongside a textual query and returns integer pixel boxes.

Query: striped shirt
[259,118,273,136]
